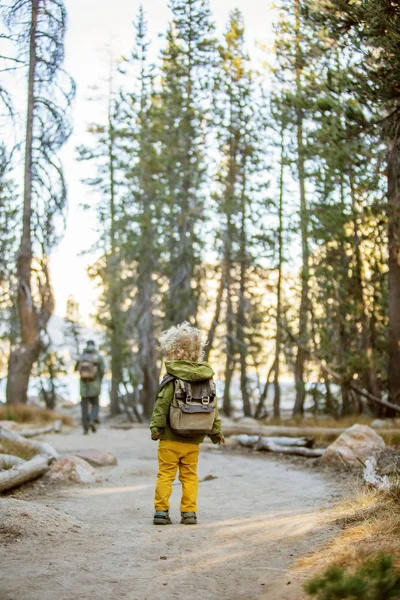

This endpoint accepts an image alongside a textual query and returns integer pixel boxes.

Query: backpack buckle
[186,395,193,404]
[202,396,210,405]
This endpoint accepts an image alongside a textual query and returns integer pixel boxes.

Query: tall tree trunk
[136,270,159,420]
[349,171,381,407]
[237,170,251,417]
[107,66,122,416]
[223,276,235,417]
[7,0,42,405]
[388,141,400,406]
[204,272,224,363]
[292,86,309,414]
[237,257,251,417]
[274,126,285,419]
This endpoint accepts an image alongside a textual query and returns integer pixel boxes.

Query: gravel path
[0,426,340,600]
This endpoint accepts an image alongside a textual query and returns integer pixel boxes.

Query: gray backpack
[158,376,217,437]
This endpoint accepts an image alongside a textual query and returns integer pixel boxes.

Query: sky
[49,0,276,325]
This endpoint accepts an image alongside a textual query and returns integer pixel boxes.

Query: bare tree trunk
[223,279,235,417]
[204,272,224,363]
[7,0,43,405]
[274,126,285,419]
[137,288,159,421]
[107,65,122,417]
[388,142,400,407]
[237,187,251,417]
[255,358,276,419]
[293,0,309,417]
[349,171,381,406]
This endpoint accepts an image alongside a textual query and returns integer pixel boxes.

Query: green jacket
[150,360,223,445]
[76,347,105,399]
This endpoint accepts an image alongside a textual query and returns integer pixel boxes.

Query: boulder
[48,456,99,484]
[72,449,117,467]
[321,424,385,467]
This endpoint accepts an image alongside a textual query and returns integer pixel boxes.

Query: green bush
[304,554,400,600]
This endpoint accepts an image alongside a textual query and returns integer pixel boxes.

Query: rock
[322,424,386,467]
[48,456,99,484]
[72,449,117,467]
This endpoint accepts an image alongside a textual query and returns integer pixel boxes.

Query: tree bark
[223,280,235,417]
[0,426,59,460]
[256,438,324,457]
[237,180,251,417]
[293,0,310,417]
[388,141,400,406]
[349,170,381,405]
[107,66,122,417]
[255,358,277,419]
[204,272,224,363]
[0,454,50,493]
[21,420,62,438]
[6,0,41,405]
[274,125,285,418]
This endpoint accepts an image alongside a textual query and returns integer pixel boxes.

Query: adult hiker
[75,340,105,435]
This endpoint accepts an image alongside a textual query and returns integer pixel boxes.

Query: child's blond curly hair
[160,322,205,362]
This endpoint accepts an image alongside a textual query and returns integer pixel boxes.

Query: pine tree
[118,5,161,419]
[159,0,217,326]
[77,54,125,416]
[272,0,316,416]
[215,10,269,417]
[3,0,74,405]
[307,0,400,406]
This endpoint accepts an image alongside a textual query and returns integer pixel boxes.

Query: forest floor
[0,424,347,600]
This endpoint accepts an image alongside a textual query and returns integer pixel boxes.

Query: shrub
[304,554,400,600]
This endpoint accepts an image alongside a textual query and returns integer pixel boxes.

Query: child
[150,322,224,525]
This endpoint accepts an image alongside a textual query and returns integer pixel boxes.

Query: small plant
[304,554,400,600]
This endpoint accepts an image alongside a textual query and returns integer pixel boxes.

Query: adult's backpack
[158,375,217,437]
[78,353,98,382]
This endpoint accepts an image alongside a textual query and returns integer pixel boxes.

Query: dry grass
[299,478,400,574]
[0,405,73,426]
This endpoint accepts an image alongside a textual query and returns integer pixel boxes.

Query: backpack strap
[155,374,176,404]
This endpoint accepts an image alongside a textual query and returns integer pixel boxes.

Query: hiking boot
[83,429,89,435]
[180,512,197,525]
[153,511,172,525]
[90,422,97,433]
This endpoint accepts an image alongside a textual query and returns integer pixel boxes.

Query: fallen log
[256,438,325,458]
[21,419,62,438]
[231,434,314,448]
[0,426,59,460]
[362,456,390,491]
[0,454,25,470]
[0,455,50,493]
[231,434,259,447]
[261,436,314,448]
[223,423,400,439]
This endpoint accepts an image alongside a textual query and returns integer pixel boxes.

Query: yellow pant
[154,440,200,512]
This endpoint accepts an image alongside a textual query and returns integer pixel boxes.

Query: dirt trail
[0,426,341,600]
